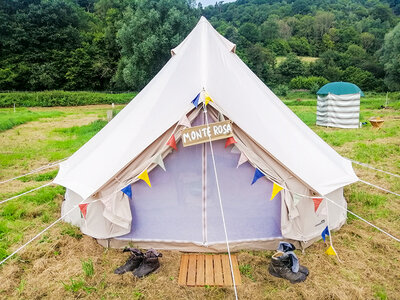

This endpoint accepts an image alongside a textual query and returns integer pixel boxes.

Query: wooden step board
[178,254,241,287]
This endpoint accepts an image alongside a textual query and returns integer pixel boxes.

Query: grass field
[0,94,399,299]
[276,56,319,65]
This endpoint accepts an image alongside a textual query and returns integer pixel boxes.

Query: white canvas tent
[316,82,364,129]
[54,17,358,251]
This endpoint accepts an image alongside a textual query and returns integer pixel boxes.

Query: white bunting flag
[318,205,328,216]
[293,194,302,206]
[152,153,166,171]
[218,112,225,122]
[178,115,191,128]
[237,152,248,168]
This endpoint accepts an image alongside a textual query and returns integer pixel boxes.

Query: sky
[198,0,236,7]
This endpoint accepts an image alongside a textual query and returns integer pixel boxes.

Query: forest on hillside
[0,0,399,92]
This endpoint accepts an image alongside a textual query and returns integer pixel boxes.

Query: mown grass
[0,108,64,132]
[0,94,399,298]
[0,185,65,260]
[0,119,107,171]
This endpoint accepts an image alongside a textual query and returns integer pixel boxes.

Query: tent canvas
[316,82,364,129]
[54,17,358,251]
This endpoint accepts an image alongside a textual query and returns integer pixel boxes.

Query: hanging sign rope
[181,120,233,147]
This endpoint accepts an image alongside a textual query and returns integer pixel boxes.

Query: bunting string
[249,167,400,243]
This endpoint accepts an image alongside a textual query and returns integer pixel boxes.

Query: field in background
[0,93,399,299]
[276,56,319,65]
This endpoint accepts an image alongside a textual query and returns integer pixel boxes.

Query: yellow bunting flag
[270,183,284,200]
[138,170,151,187]
[325,245,336,256]
[205,92,213,106]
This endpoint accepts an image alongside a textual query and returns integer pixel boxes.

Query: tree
[379,22,400,91]
[313,11,335,40]
[277,53,306,82]
[114,0,198,90]
[242,44,276,85]
[239,22,259,43]
[342,66,378,91]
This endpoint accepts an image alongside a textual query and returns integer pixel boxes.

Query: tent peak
[171,16,236,56]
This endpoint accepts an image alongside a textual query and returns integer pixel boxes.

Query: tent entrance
[117,113,282,245]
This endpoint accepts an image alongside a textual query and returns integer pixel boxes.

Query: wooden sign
[182,120,233,147]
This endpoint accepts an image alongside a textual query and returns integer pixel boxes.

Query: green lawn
[0,93,399,299]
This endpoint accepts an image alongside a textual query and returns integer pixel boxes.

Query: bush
[289,76,329,90]
[273,84,289,97]
[0,91,137,108]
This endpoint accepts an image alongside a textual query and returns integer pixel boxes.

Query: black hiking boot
[114,248,144,275]
[133,249,162,278]
[268,252,307,284]
[278,242,309,276]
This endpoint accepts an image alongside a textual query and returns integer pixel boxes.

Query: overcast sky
[198,0,236,7]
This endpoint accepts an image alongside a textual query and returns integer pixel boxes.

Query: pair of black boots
[268,242,309,284]
[114,248,162,278]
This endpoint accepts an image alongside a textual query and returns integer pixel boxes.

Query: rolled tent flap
[102,192,132,230]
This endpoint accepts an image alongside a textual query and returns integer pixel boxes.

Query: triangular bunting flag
[79,203,88,219]
[319,205,328,216]
[191,93,200,108]
[325,245,336,256]
[293,194,302,206]
[152,153,166,171]
[167,134,178,151]
[178,115,191,128]
[312,197,323,212]
[237,152,248,168]
[270,183,284,200]
[205,92,213,106]
[321,226,330,242]
[138,170,151,187]
[218,112,225,122]
[251,168,264,185]
[225,136,237,148]
[121,185,132,199]
[231,145,241,154]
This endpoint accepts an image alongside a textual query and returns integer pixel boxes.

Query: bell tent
[54,17,358,252]
[316,82,364,129]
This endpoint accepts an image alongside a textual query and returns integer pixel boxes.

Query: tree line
[0,0,399,92]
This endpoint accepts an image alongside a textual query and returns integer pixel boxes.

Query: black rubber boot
[114,248,144,275]
[133,249,162,278]
[268,252,307,284]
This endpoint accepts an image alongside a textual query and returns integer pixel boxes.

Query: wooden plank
[213,255,224,286]
[205,255,214,286]
[178,254,189,286]
[230,255,242,285]
[221,255,233,286]
[196,255,205,286]
[187,255,197,286]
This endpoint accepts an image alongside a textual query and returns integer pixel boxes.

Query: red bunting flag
[167,134,178,150]
[79,203,88,219]
[312,197,323,212]
[225,137,237,148]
